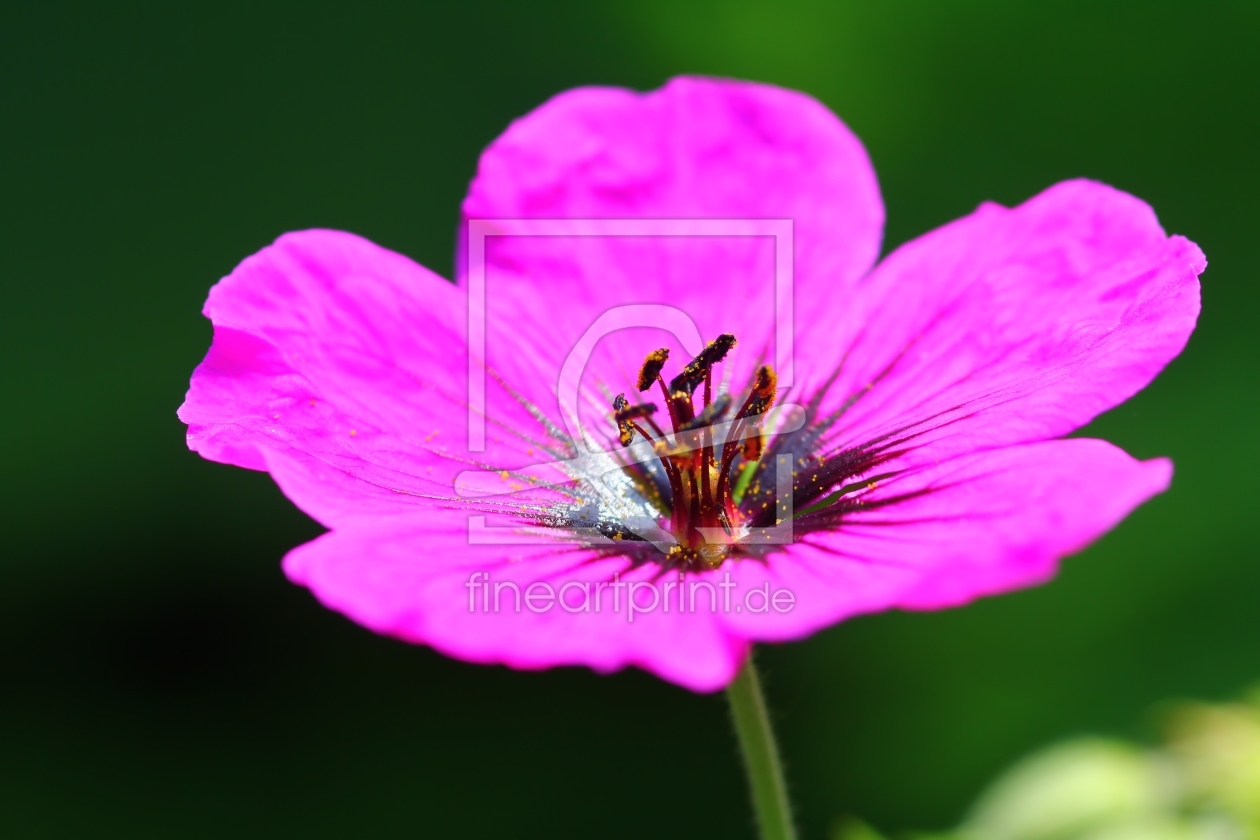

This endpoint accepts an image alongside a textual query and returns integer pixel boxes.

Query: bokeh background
[3,2,1257,837]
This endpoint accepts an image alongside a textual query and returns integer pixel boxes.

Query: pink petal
[279,438,1168,690]
[459,76,884,442]
[178,229,566,527]
[718,438,1172,641]
[282,513,749,692]
[798,180,1204,468]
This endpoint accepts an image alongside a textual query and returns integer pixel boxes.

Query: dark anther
[637,348,671,391]
[678,393,731,432]
[740,366,778,460]
[614,400,659,422]
[612,393,659,446]
[746,365,777,416]
[742,434,764,461]
[668,334,737,395]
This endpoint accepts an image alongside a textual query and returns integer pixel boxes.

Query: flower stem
[726,654,797,840]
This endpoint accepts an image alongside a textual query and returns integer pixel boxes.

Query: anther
[746,365,777,415]
[637,348,670,392]
[678,393,731,432]
[668,334,737,396]
[740,365,778,460]
[614,335,756,564]
[612,393,659,446]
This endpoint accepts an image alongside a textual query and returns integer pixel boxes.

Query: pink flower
[179,77,1203,692]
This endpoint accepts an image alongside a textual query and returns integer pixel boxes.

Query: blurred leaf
[1164,687,1260,825]
[1072,815,1236,840]
[962,740,1171,840]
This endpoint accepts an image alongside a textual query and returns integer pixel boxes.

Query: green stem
[726,654,797,840]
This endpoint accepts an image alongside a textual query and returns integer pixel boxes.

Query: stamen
[716,365,779,510]
[747,365,778,414]
[668,334,736,396]
[637,348,670,392]
[638,347,684,428]
[740,365,778,460]
[606,337,782,568]
[678,393,731,432]
[742,436,764,464]
[612,393,659,447]
[669,388,696,427]
[494,329,885,573]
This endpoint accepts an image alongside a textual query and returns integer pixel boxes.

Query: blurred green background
[2,2,1257,837]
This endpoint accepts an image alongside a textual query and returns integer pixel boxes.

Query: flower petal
[718,438,1172,640]
[801,179,1204,467]
[279,437,1167,691]
[459,76,884,440]
[178,229,567,527]
[282,513,749,692]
